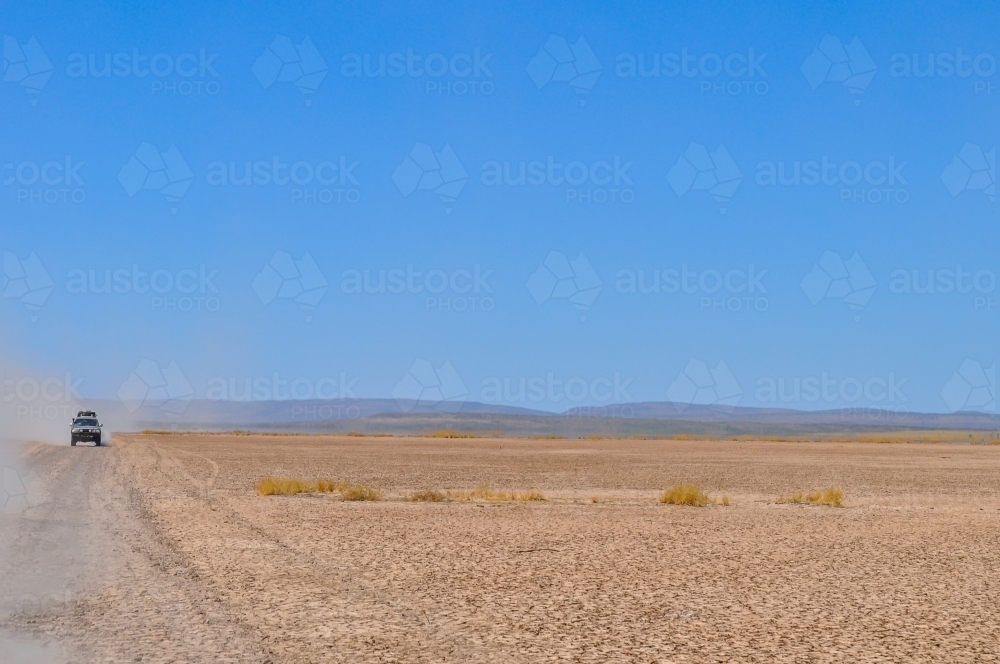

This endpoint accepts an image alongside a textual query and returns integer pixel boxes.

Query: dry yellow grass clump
[776,487,844,507]
[409,490,447,502]
[340,485,383,501]
[256,477,381,500]
[257,478,315,496]
[659,484,709,506]
[428,429,480,438]
[448,484,545,502]
[659,484,730,507]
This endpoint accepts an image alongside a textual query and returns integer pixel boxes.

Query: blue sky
[1,0,998,418]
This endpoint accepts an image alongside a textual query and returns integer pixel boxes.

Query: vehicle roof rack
[77,410,97,417]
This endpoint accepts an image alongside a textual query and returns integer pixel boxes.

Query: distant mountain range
[66,398,1000,437]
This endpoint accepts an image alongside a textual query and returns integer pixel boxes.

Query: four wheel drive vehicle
[71,411,102,446]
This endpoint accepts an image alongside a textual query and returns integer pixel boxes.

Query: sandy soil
[3,433,1000,663]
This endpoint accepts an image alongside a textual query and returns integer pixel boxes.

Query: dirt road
[2,433,999,663]
[0,438,264,663]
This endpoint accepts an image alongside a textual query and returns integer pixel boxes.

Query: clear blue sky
[2,0,998,417]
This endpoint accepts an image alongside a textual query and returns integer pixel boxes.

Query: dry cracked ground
[2,433,1000,663]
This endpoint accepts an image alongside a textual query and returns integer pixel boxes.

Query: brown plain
[7,433,1000,663]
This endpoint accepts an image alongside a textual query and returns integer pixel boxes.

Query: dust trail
[0,634,67,664]
[0,359,129,661]
[0,440,69,662]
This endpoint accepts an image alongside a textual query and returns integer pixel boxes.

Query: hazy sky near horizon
[2,0,999,421]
